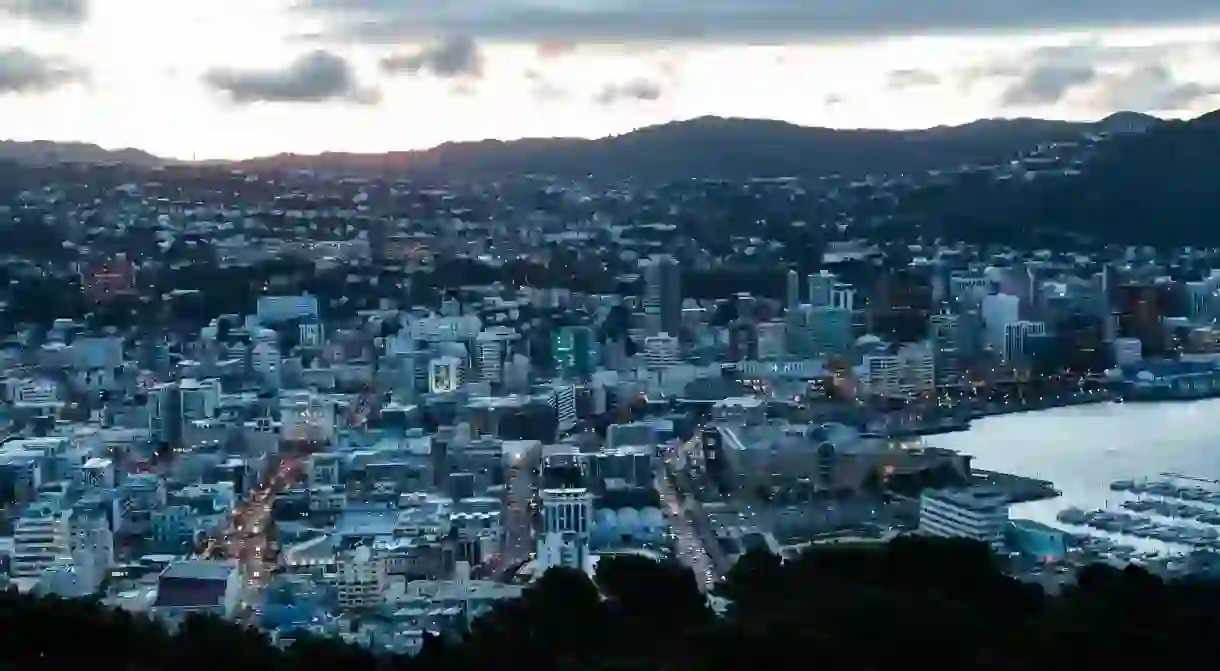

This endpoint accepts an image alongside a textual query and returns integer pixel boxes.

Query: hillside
[893,108,1220,248]
[0,112,1165,183]
[0,140,162,166]
[235,114,1151,182]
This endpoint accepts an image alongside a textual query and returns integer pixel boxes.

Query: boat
[1121,500,1156,513]
[1057,508,1089,525]
[1110,479,1135,492]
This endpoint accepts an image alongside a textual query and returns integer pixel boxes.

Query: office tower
[1003,321,1048,365]
[787,269,800,309]
[475,327,519,386]
[644,255,682,337]
[553,326,599,379]
[536,488,593,572]
[982,293,1020,355]
[806,271,836,308]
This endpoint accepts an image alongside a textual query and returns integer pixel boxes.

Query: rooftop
[924,487,1010,511]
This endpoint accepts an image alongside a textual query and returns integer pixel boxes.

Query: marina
[1052,473,1220,557]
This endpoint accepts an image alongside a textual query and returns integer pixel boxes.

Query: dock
[971,470,1061,504]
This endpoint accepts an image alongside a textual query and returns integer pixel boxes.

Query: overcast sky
[1,0,1218,159]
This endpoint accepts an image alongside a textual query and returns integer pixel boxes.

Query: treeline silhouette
[7,538,1220,671]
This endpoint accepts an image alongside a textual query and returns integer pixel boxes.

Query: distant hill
[0,112,1163,181]
[893,108,1220,248]
[0,140,162,167]
[232,114,1154,182]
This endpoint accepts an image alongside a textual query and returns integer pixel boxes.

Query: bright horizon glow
[0,1,1217,160]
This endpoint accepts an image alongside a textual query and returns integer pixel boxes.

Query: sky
[1,0,1219,159]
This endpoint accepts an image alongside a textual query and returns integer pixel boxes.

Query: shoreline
[880,388,1120,439]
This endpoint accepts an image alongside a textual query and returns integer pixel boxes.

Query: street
[202,454,303,620]
[493,459,536,576]
[655,463,717,592]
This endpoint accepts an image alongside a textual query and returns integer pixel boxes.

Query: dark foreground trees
[5,537,1220,671]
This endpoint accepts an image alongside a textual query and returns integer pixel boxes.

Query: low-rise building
[918,487,1010,549]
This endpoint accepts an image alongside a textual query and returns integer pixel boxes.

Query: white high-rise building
[476,327,519,385]
[546,382,577,431]
[536,488,593,573]
[918,488,1010,549]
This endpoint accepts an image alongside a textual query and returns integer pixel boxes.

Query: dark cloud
[888,68,940,89]
[594,78,663,104]
[299,0,1220,43]
[0,0,86,24]
[204,51,379,105]
[1001,63,1098,106]
[964,37,1218,109]
[1096,64,1220,112]
[381,37,484,79]
[0,48,85,94]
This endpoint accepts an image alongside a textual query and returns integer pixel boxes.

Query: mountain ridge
[0,111,1167,180]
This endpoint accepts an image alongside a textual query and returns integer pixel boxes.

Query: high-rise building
[475,327,519,385]
[553,326,599,379]
[787,305,852,358]
[982,293,1021,355]
[536,488,593,573]
[786,269,801,309]
[644,255,682,337]
[757,321,786,360]
[1003,321,1048,365]
[806,271,836,308]
[545,382,578,431]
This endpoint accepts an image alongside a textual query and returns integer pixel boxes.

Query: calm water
[931,399,1220,535]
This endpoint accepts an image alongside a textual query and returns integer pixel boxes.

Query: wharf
[972,470,1061,504]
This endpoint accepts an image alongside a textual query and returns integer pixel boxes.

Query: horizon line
[0,109,1179,164]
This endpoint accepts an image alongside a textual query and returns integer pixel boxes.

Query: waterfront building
[918,487,1010,550]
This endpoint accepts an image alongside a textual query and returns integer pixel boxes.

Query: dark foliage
[896,110,1220,249]
[8,538,1220,671]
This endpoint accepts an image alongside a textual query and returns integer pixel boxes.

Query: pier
[972,470,1060,504]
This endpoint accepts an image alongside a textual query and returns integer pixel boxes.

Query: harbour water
[931,398,1220,554]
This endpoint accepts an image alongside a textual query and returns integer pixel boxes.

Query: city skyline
[1,0,1219,159]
